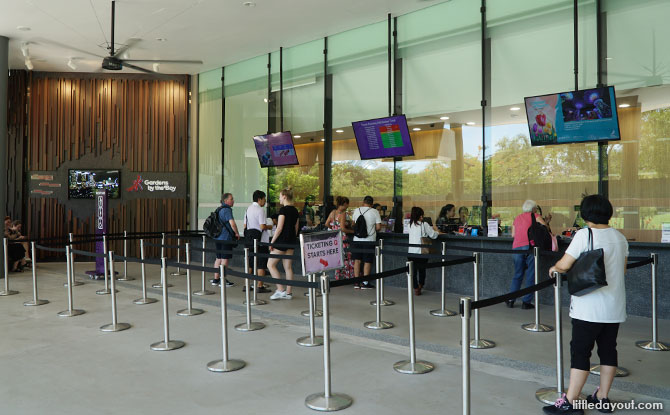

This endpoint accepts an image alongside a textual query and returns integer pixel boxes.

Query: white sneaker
[283,292,292,300]
[270,290,285,300]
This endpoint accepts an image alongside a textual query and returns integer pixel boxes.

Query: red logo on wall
[126,175,143,192]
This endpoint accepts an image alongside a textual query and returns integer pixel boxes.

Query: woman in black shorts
[268,188,300,300]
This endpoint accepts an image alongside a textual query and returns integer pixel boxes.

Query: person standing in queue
[268,188,300,300]
[211,193,239,287]
[352,195,382,289]
[408,207,440,296]
[243,190,272,293]
[326,196,355,281]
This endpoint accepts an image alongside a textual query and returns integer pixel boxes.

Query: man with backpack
[210,193,239,287]
[352,195,382,289]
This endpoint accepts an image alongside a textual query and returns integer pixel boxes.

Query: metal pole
[171,229,186,276]
[134,239,157,305]
[371,239,394,306]
[536,272,567,404]
[96,235,111,295]
[431,241,456,317]
[244,239,266,305]
[394,261,434,374]
[461,297,471,415]
[636,253,669,351]
[236,248,263,331]
[67,233,83,286]
[305,275,353,411]
[0,238,18,296]
[117,231,134,281]
[365,247,393,329]
[522,247,553,332]
[101,251,130,332]
[152,235,172,289]
[298,274,324,347]
[177,243,204,316]
[24,242,48,306]
[58,246,85,317]
[193,235,214,296]
[207,264,245,372]
[470,252,495,349]
[150,258,185,351]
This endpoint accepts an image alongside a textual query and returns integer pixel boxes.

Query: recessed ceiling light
[17,26,30,31]
[335,129,344,133]
[243,1,256,6]
[605,57,613,60]
[412,127,421,131]
[294,135,301,138]
[67,58,77,71]
[618,103,630,108]
[466,122,475,125]
[24,59,33,70]
[440,116,449,120]
[320,138,325,142]
[156,37,167,42]
[263,98,268,103]
[510,107,520,111]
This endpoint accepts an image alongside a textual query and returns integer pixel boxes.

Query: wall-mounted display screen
[352,115,414,159]
[253,131,300,167]
[68,170,121,199]
[525,86,621,146]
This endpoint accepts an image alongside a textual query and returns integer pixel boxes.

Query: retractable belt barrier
[380,240,432,248]
[189,245,245,255]
[467,276,558,312]
[249,252,300,260]
[627,257,654,269]
[343,247,377,254]
[330,267,409,288]
[35,244,67,253]
[258,241,299,250]
[446,244,529,255]
[71,249,106,259]
[143,242,181,250]
[415,256,476,270]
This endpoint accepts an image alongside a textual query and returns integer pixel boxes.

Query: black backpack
[527,213,553,251]
[203,206,225,239]
[354,208,371,238]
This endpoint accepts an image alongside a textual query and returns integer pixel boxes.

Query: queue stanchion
[24,242,48,306]
[0,238,18,296]
[636,253,669,351]
[297,273,324,347]
[117,231,134,281]
[133,239,157,305]
[371,239,393,306]
[207,264,245,372]
[58,246,85,317]
[393,261,434,374]
[305,275,353,411]
[522,247,553,332]
[152,233,172,289]
[67,233,83,286]
[170,229,186,276]
[177,243,204,316]
[96,235,112,295]
[470,252,495,349]
[364,247,393,330]
[235,248,264,331]
[100,251,131,332]
[244,239,266,306]
[431,241,456,317]
[150,258,185,351]
[461,297,471,415]
[536,272,568,404]
[193,235,214,296]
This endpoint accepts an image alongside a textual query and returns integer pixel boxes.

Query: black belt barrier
[468,276,558,312]
[627,257,654,269]
[330,266,409,288]
[71,249,106,259]
[380,240,432,248]
[35,244,67,253]
[414,256,475,270]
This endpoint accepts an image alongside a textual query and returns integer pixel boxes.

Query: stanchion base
[177,308,205,316]
[393,360,435,374]
[429,308,457,317]
[72,280,84,286]
[590,365,629,377]
[170,271,186,276]
[206,359,245,372]
[297,335,324,347]
[305,392,353,412]
[235,322,265,332]
[243,299,268,306]
[150,340,185,351]
[364,320,394,330]
[116,277,135,281]
[536,388,565,405]
[100,322,131,332]
[370,299,395,306]
[0,290,19,296]
[522,322,554,332]
[193,289,215,296]
[469,339,496,349]
[95,289,118,295]
[24,299,49,306]
[636,340,670,351]
[133,297,158,305]
[301,309,323,317]
[57,309,86,317]
[151,283,173,289]
[304,291,322,297]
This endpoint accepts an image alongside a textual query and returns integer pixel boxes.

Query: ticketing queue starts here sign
[300,230,345,276]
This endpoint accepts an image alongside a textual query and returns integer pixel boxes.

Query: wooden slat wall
[6,70,28,222]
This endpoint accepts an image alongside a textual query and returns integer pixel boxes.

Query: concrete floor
[0,261,668,414]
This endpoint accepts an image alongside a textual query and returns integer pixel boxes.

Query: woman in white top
[543,195,628,415]
[407,206,440,296]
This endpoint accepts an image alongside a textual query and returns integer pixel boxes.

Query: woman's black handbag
[566,228,608,296]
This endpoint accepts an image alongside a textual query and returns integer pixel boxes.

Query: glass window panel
[197,69,222,228]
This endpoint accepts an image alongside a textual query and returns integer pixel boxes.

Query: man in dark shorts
[211,193,239,287]
[243,190,272,293]
[352,195,382,289]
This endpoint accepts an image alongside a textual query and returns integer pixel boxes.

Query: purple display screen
[253,131,300,167]
[352,115,414,159]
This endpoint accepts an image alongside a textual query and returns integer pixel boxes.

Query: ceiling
[0,0,446,75]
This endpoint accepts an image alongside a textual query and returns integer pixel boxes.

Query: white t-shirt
[352,207,382,242]
[244,202,270,243]
[565,227,629,323]
[408,222,438,255]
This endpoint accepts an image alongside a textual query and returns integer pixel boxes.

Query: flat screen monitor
[68,170,120,199]
[253,131,299,167]
[352,115,414,159]
[525,86,621,146]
